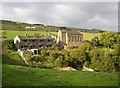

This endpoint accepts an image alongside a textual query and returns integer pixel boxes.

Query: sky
[1,1,118,32]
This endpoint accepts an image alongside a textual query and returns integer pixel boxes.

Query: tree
[1,31,7,38]
[78,42,92,52]
[49,50,58,60]
[90,36,100,47]
[70,49,87,68]
[54,55,64,67]
[99,31,119,48]
[2,39,16,50]
[90,48,116,72]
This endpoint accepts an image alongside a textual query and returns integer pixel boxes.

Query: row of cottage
[14,30,83,50]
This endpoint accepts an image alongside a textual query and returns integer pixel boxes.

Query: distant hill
[1,20,32,30]
[1,20,105,33]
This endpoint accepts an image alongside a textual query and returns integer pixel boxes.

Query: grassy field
[2,64,118,86]
[2,52,119,86]
[0,30,57,38]
[0,30,101,40]
[2,52,25,66]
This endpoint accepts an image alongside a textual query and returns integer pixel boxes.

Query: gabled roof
[60,30,83,35]
[17,36,54,40]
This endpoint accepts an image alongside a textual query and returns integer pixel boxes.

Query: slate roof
[17,36,53,40]
[61,30,83,35]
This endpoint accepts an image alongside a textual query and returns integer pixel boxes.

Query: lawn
[2,64,118,86]
[0,30,57,39]
[1,30,101,40]
[2,52,25,66]
[83,32,101,40]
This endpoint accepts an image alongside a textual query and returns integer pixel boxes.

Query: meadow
[2,52,119,86]
[0,30,101,40]
[2,64,118,86]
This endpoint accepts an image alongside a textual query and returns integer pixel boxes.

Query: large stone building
[57,30,83,46]
[14,35,55,50]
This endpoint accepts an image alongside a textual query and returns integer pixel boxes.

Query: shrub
[99,31,119,48]
[49,51,58,60]
[31,55,46,62]
[40,50,48,56]
[89,48,116,72]
[2,39,16,50]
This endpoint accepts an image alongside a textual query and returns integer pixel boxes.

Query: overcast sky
[1,2,118,31]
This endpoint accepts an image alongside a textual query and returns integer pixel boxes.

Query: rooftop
[17,36,54,40]
[60,30,83,35]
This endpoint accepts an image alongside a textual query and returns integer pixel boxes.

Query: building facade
[57,30,83,46]
[14,35,55,50]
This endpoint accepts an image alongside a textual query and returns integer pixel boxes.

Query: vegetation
[2,20,105,33]
[22,31,120,72]
[1,20,120,86]
[2,64,118,86]
[0,31,7,38]
[0,30,57,38]
[2,39,16,50]
[2,52,25,66]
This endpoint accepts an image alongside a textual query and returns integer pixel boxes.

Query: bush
[54,55,64,67]
[31,55,46,62]
[40,50,48,56]
[2,39,16,50]
[49,51,58,60]
[89,48,116,72]
[99,31,119,48]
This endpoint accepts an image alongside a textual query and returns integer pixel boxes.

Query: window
[79,36,81,41]
[75,36,76,42]
[40,40,43,42]
[78,36,79,41]
[23,40,27,42]
[48,39,52,42]
[32,40,35,42]
[72,36,74,42]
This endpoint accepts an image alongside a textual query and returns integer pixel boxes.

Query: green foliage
[40,50,48,56]
[99,31,119,48]
[2,64,118,86]
[31,55,46,62]
[90,36,100,47]
[49,50,58,60]
[2,39,16,50]
[54,55,64,67]
[0,31,7,38]
[69,49,87,68]
[90,48,116,72]
[2,52,25,66]
[78,42,92,52]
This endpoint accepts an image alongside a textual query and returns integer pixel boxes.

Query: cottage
[14,35,55,50]
[57,30,83,46]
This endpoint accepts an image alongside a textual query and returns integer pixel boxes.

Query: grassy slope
[2,52,25,66]
[2,64,118,86]
[1,49,119,86]
[0,30,100,40]
[0,30,57,38]
[83,32,101,40]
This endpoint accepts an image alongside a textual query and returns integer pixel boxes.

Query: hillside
[1,20,105,33]
[1,51,119,86]
[2,64,118,86]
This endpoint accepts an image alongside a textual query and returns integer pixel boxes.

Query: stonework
[14,35,55,50]
[57,30,83,46]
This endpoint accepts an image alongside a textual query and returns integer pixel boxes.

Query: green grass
[0,30,57,39]
[2,52,25,66]
[1,30,101,40]
[83,32,101,40]
[2,64,118,86]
